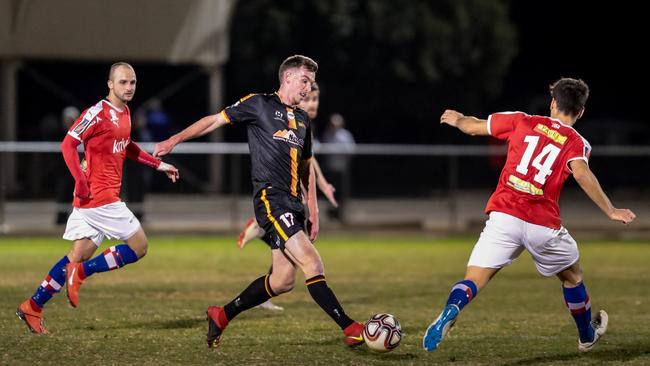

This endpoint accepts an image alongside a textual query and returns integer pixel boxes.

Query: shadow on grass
[289,339,420,361]
[501,344,650,365]
[113,310,286,330]
[349,346,419,361]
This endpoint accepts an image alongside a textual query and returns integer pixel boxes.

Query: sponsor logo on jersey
[274,110,284,121]
[534,123,567,145]
[72,102,103,137]
[287,111,295,120]
[73,119,92,135]
[273,129,304,147]
[507,174,544,196]
[112,138,130,153]
[109,109,119,126]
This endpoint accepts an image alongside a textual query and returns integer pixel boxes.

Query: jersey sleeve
[67,105,102,142]
[565,135,591,167]
[487,112,527,140]
[220,93,259,125]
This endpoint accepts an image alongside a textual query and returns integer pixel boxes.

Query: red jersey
[486,112,591,229]
[67,99,132,208]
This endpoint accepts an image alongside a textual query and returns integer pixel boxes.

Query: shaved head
[108,62,135,81]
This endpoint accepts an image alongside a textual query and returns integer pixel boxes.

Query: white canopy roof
[0,0,233,66]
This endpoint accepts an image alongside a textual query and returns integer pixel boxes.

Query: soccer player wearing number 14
[423,78,636,353]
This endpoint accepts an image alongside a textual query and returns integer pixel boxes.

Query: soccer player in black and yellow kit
[154,55,365,349]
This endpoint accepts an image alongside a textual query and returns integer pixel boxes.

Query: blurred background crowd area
[0,0,647,234]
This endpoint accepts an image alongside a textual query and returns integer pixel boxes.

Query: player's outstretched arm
[570,159,636,224]
[61,134,91,200]
[126,142,179,182]
[299,159,319,241]
[312,158,338,208]
[153,113,228,157]
[440,109,489,136]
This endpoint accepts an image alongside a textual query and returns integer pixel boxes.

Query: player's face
[108,66,137,104]
[286,67,315,106]
[298,90,320,120]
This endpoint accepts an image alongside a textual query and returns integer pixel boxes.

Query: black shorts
[253,187,306,250]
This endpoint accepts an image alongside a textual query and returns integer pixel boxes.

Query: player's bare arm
[312,158,338,208]
[153,113,229,157]
[299,158,319,241]
[440,109,489,136]
[570,159,636,224]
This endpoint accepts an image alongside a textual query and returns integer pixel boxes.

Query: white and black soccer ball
[363,313,402,352]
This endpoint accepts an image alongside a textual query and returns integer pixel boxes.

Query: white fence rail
[1,142,649,233]
[2,141,650,156]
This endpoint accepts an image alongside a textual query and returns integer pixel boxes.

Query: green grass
[1,235,649,365]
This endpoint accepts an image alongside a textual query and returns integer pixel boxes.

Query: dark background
[13,1,648,197]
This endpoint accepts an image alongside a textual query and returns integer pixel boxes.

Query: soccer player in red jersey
[154,55,365,349]
[16,62,179,334]
[423,78,636,352]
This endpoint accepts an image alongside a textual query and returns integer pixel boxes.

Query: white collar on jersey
[103,99,124,113]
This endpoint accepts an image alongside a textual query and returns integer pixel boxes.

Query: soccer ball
[363,313,402,352]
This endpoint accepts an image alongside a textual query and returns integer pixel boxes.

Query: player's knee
[67,251,86,263]
[303,260,324,278]
[68,244,94,262]
[557,263,583,287]
[273,279,295,294]
[130,241,148,258]
[270,273,295,294]
[561,275,583,288]
[137,243,148,258]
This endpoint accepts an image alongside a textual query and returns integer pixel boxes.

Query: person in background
[321,113,355,221]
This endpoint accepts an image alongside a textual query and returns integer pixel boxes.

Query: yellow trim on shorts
[260,189,289,241]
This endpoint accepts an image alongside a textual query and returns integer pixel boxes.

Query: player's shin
[30,256,70,308]
[446,280,478,310]
[82,244,139,277]
[223,275,275,321]
[306,275,354,329]
[563,282,595,342]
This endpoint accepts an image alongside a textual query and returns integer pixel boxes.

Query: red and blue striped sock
[82,244,139,277]
[563,282,595,342]
[446,280,478,310]
[31,255,70,309]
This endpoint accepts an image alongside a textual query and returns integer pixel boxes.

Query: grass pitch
[1,235,649,365]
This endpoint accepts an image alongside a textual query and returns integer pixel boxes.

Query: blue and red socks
[29,245,138,309]
[563,282,594,342]
[31,256,70,309]
[82,244,139,277]
[446,280,478,310]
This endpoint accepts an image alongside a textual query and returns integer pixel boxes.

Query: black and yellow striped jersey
[221,92,313,198]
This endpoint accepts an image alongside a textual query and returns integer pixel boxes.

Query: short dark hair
[278,55,318,83]
[549,78,589,117]
[109,62,134,80]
